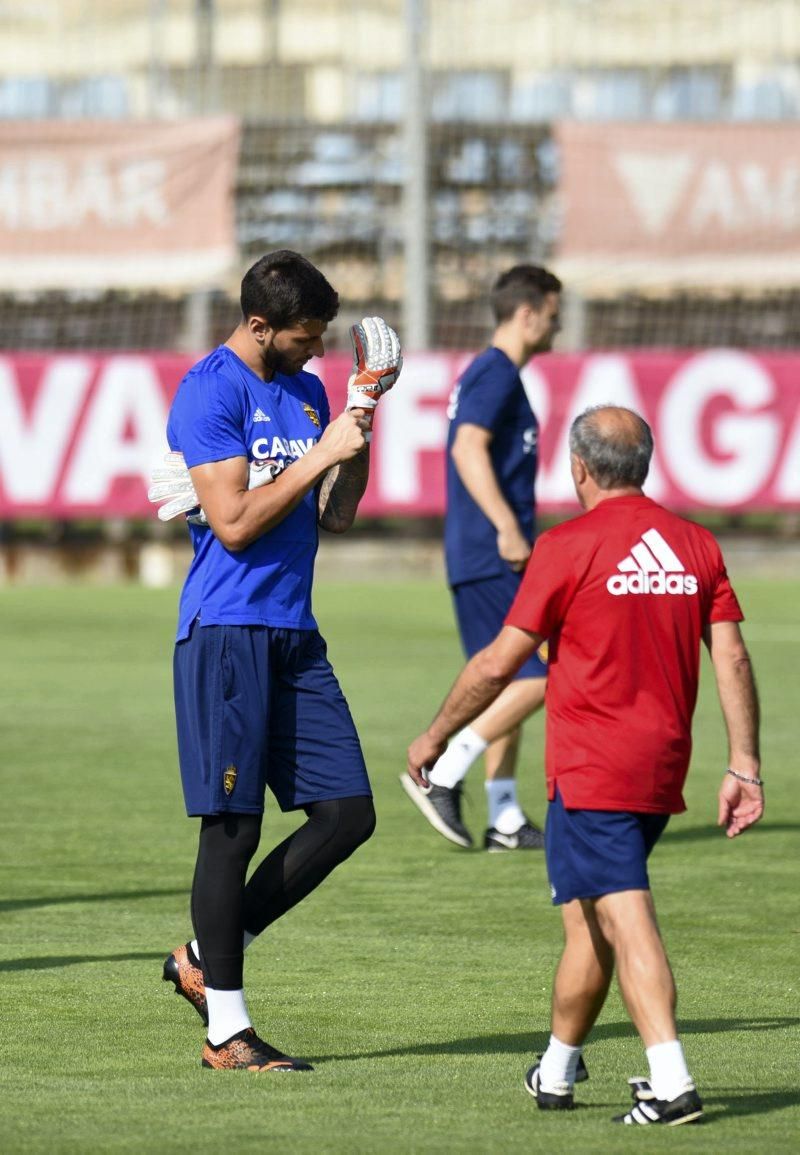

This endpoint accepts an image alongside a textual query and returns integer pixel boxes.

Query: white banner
[0,119,240,290]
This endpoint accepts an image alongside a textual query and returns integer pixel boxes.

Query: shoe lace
[444,780,473,824]
[454,780,473,810]
[247,1033,288,1063]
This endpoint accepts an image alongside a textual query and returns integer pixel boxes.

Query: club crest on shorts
[223,765,237,795]
[537,640,549,663]
[302,403,320,427]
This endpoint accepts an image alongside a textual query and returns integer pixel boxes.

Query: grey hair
[568,406,653,490]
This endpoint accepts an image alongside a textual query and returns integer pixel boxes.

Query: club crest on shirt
[303,403,321,427]
[223,765,237,795]
[522,426,538,455]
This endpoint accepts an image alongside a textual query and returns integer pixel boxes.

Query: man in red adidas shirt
[407,405,763,1127]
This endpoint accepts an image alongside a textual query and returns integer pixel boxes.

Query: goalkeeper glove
[148,451,282,525]
[345,316,402,440]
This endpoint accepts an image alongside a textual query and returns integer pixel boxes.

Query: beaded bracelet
[727,766,764,787]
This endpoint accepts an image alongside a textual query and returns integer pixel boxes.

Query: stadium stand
[2,1,800,354]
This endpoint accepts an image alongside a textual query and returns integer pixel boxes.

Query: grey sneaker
[484,818,545,852]
[399,773,472,848]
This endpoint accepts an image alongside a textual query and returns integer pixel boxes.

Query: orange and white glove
[345,316,403,441]
[148,451,282,525]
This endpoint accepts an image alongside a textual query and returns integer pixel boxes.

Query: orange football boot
[162,942,208,1025]
[201,1028,313,1071]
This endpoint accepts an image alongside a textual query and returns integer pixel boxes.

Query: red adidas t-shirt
[505,495,743,814]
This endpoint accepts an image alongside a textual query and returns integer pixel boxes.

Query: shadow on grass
[314,1016,800,1063]
[663,822,799,843]
[704,1088,800,1119]
[591,1016,800,1041]
[707,1088,800,1118]
[0,887,187,913]
[0,951,167,972]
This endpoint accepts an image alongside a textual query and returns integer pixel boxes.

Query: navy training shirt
[167,345,330,640]
[444,346,538,587]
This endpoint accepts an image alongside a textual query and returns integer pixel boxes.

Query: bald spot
[581,406,648,450]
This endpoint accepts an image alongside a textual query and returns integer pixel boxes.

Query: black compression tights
[190,796,376,990]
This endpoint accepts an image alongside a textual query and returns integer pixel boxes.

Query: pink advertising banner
[0,350,798,519]
[556,122,800,283]
[0,119,240,290]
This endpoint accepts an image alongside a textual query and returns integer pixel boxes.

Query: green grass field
[1,576,798,1153]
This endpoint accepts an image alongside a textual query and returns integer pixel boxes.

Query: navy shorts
[545,788,670,905]
[173,623,371,816]
[452,571,547,679]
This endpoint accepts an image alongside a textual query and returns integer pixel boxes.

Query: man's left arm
[317,447,370,534]
[407,625,541,784]
[704,619,764,838]
[318,316,402,534]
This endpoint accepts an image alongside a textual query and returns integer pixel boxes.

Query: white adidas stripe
[631,541,661,573]
[617,528,684,574]
[642,528,684,572]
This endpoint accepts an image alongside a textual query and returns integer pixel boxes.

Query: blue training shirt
[444,346,538,587]
[167,345,330,640]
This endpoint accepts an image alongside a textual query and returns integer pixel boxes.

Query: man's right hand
[407,730,447,787]
[497,521,532,572]
[317,410,370,466]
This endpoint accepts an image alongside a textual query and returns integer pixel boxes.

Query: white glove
[345,316,402,440]
[148,451,282,525]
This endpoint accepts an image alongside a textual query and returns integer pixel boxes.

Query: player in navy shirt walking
[401,265,561,850]
[150,250,402,1070]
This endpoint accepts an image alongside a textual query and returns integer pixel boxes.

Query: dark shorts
[452,571,547,679]
[173,623,371,816]
[545,787,670,905]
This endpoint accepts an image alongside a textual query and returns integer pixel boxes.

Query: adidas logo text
[252,408,270,422]
[607,527,698,598]
[607,572,698,596]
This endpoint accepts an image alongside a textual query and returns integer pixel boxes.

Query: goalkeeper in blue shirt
[150,250,401,1071]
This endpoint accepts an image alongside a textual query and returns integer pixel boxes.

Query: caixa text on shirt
[252,435,317,461]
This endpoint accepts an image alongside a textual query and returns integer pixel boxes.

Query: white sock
[538,1034,583,1090]
[205,987,252,1046]
[486,778,526,833]
[192,931,256,961]
[428,726,487,788]
[646,1040,694,1102]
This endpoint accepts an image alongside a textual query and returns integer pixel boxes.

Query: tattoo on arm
[318,450,369,533]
